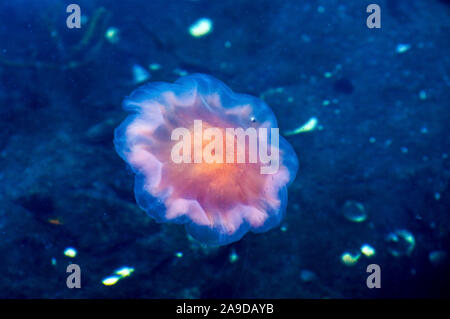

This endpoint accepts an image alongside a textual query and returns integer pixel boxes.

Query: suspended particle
[229,249,239,263]
[396,43,411,54]
[63,247,77,258]
[189,18,213,37]
[284,117,318,136]
[360,244,376,257]
[132,64,150,84]
[341,252,361,266]
[175,252,184,258]
[429,250,447,267]
[386,229,415,257]
[105,27,120,44]
[149,63,161,71]
[173,68,188,77]
[342,200,367,223]
[300,269,317,282]
[102,276,120,286]
[418,90,427,100]
[115,267,135,278]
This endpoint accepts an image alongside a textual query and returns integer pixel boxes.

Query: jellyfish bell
[115,74,299,246]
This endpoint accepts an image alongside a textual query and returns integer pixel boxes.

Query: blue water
[0,0,448,298]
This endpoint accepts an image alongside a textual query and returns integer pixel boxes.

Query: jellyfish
[114,74,298,246]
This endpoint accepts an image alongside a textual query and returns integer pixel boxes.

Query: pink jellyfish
[115,74,298,245]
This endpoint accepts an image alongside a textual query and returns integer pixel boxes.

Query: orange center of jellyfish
[158,120,266,212]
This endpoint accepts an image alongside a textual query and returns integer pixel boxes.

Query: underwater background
[0,0,449,298]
